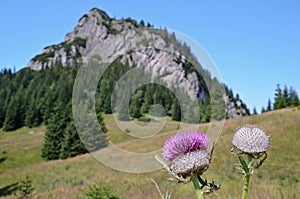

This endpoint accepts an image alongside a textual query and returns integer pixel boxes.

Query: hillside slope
[0,108,299,198]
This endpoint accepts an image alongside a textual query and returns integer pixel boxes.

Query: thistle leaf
[150,179,166,199]
[165,191,172,199]
[209,141,216,161]
[238,155,249,172]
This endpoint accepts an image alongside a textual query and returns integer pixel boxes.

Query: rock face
[27,8,204,100]
[225,95,248,118]
[26,8,249,118]
[118,47,203,100]
[28,8,169,70]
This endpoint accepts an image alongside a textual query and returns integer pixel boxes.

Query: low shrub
[82,181,121,199]
[137,117,151,122]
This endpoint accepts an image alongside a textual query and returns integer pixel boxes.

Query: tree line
[252,84,299,114]
[0,66,107,160]
[0,59,245,160]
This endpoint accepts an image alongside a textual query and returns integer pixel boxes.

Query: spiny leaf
[150,179,166,199]
[238,155,249,172]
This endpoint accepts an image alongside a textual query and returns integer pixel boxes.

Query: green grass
[0,126,45,171]
[105,114,180,144]
[0,108,299,198]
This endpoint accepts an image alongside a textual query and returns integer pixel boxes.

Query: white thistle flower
[232,125,270,154]
[171,150,210,177]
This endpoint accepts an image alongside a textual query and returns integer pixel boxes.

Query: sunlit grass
[0,108,299,198]
[0,126,45,171]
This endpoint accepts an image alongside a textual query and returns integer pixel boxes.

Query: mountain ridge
[25,8,249,118]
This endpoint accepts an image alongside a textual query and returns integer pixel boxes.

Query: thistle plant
[155,132,220,199]
[231,125,270,199]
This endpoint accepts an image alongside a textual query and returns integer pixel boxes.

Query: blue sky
[0,0,299,112]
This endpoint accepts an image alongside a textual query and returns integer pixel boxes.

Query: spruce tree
[274,84,286,109]
[96,112,108,134]
[171,100,181,121]
[283,85,290,107]
[2,97,18,131]
[183,101,200,123]
[0,90,6,128]
[2,93,26,131]
[59,102,87,159]
[290,88,299,107]
[129,90,143,118]
[203,104,211,123]
[76,114,108,152]
[140,20,145,27]
[41,103,67,160]
[210,84,226,121]
[73,95,108,152]
[253,107,257,115]
[25,95,42,128]
[59,121,87,159]
[267,99,272,111]
[117,104,131,121]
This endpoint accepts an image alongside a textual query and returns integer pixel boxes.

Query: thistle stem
[241,155,252,199]
[192,174,204,199]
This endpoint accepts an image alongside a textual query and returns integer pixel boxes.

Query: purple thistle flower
[162,132,210,177]
[162,132,210,162]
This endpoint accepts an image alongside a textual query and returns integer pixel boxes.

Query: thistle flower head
[171,150,210,177]
[232,125,270,154]
[162,132,210,162]
[162,132,210,177]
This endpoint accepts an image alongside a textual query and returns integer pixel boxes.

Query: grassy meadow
[0,108,299,198]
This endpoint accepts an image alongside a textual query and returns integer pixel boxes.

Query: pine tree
[183,101,199,123]
[274,84,286,109]
[17,175,34,198]
[59,121,87,159]
[171,100,181,121]
[227,88,234,100]
[203,104,211,123]
[0,90,7,128]
[210,84,226,121]
[117,104,131,121]
[253,107,257,115]
[2,97,17,131]
[140,84,154,114]
[283,85,290,107]
[129,90,143,118]
[2,93,26,131]
[41,103,67,160]
[25,95,42,128]
[73,99,108,152]
[42,88,57,125]
[267,99,272,111]
[76,115,108,152]
[140,20,145,27]
[290,88,299,107]
[96,112,108,134]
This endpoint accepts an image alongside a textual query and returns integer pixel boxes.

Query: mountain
[0,7,250,171]
[26,8,249,118]
[27,8,203,100]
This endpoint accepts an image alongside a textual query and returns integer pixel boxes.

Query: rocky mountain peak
[27,8,154,70]
[26,8,249,118]
[64,8,111,53]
